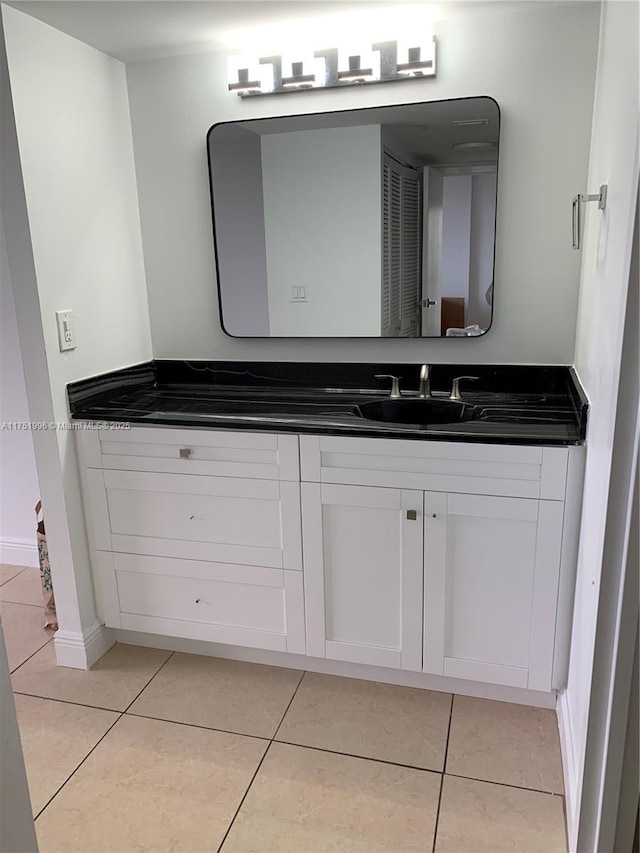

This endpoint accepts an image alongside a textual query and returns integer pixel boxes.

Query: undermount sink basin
[355,398,479,426]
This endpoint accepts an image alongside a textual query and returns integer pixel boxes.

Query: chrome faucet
[375,374,403,398]
[418,364,432,398]
[449,375,479,402]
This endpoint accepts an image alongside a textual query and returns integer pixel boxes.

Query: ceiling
[6,0,556,63]
[231,97,500,166]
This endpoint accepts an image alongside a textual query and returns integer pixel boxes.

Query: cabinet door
[302,483,423,671]
[423,492,563,691]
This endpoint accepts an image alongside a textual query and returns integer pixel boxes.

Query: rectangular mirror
[207,96,499,338]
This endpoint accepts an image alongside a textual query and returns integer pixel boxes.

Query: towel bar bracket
[581,184,607,210]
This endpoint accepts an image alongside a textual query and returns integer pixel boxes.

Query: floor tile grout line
[444,771,565,798]
[432,693,454,853]
[9,636,55,676]
[124,710,271,743]
[12,690,127,716]
[442,693,455,777]
[0,566,29,586]
[215,670,307,853]
[432,774,445,853]
[33,709,125,822]
[273,738,444,775]
[215,742,273,853]
[121,648,176,714]
[1,600,52,611]
[271,668,306,741]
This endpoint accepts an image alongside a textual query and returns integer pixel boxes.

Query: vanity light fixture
[227,37,436,97]
[337,55,374,82]
[396,46,434,76]
[282,61,316,89]
[227,67,262,94]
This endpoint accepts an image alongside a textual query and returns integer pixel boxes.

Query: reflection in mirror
[207,97,499,338]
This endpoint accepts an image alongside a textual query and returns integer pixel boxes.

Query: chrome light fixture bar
[228,37,436,97]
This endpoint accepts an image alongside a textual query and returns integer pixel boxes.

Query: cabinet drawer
[79,425,299,480]
[95,552,305,653]
[118,564,285,633]
[85,469,302,570]
[300,435,568,499]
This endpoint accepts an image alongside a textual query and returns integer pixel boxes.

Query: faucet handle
[375,374,403,398]
[449,375,479,402]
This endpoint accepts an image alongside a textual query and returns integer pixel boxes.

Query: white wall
[558,0,640,848]
[469,172,497,329]
[0,210,40,567]
[126,1,599,363]
[208,125,270,336]
[580,195,638,853]
[441,175,472,299]
[2,6,152,656]
[262,125,381,336]
[439,172,496,329]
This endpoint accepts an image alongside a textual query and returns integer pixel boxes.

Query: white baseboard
[557,689,580,852]
[54,621,115,670]
[0,537,38,569]
[114,628,557,709]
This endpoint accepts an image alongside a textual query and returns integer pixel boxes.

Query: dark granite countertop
[67,361,588,446]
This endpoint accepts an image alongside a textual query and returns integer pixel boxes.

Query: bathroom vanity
[70,361,586,700]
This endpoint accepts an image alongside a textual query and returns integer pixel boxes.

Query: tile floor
[2,563,568,852]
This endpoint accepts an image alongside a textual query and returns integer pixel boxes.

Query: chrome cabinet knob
[179,448,192,459]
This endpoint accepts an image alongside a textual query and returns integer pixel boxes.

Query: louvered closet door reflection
[400,169,421,337]
[382,154,421,338]
[382,160,402,336]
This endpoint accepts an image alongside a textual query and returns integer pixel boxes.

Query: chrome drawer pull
[179,448,192,459]
[406,509,418,521]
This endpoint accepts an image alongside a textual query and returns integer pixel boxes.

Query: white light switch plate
[290,286,309,303]
[55,310,76,351]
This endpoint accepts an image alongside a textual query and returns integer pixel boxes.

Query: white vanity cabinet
[76,426,305,653]
[299,434,576,692]
[76,423,581,696]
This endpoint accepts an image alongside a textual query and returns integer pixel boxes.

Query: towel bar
[572,184,607,249]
